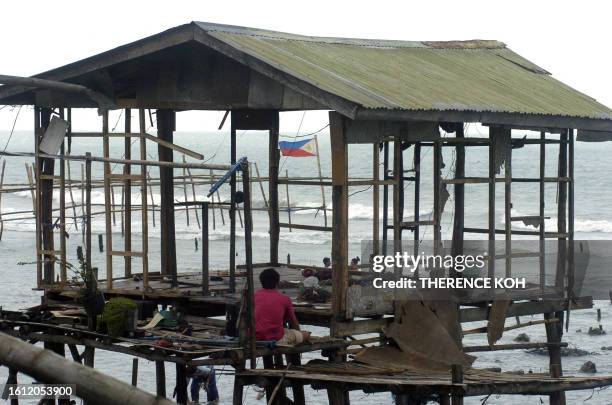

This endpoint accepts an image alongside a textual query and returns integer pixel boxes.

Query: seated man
[255,268,310,346]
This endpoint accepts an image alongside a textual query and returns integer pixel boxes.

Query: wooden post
[540,132,546,293]
[556,130,568,296]
[242,161,257,368]
[202,202,209,295]
[0,159,5,241]
[131,358,139,387]
[269,118,280,265]
[124,109,132,277]
[329,112,349,335]
[451,125,465,270]
[59,108,67,284]
[545,311,566,405]
[382,141,389,254]
[157,109,177,285]
[451,364,464,405]
[488,129,497,278]
[81,162,85,243]
[433,140,442,255]
[504,129,512,277]
[229,122,237,292]
[233,375,245,405]
[567,129,575,331]
[393,138,403,275]
[34,109,42,288]
[372,143,380,255]
[413,143,421,259]
[39,108,55,284]
[155,360,166,397]
[85,154,93,328]
[175,364,188,404]
[139,109,149,291]
[102,111,113,289]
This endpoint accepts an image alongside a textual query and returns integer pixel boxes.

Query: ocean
[1,120,612,404]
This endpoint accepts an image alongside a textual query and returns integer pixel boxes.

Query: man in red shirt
[255,268,310,345]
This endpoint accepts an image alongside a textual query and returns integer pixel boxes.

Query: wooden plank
[315,135,328,228]
[144,133,203,160]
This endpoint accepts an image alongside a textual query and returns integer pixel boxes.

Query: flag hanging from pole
[278,138,316,157]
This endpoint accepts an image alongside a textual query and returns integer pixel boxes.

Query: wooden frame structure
[1,21,612,405]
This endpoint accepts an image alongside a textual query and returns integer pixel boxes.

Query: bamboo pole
[285,169,292,232]
[254,162,268,208]
[185,162,200,229]
[66,158,79,230]
[314,135,328,227]
[182,155,191,227]
[147,170,156,228]
[25,164,36,215]
[0,332,175,405]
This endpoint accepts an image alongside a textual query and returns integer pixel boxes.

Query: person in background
[316,257,333,282]
[255,268,311,346]
[350,256,361,271]
[186,365,219,405]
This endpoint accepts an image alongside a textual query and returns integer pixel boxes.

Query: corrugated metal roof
[195,22,612,120]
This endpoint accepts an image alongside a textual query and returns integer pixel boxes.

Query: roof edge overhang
[0,23,198,101]
[355,108,612,132]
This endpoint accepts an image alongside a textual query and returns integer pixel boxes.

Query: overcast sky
[1,0,611,132]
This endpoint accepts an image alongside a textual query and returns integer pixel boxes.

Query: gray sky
[1,0,611,132]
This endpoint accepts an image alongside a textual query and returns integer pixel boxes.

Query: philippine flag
[278,138,316,157]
